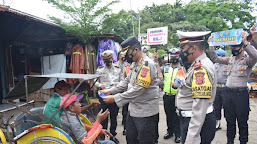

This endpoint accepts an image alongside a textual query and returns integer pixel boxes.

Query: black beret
[121,36,140,52]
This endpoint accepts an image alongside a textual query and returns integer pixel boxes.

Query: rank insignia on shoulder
[194,61,201,70]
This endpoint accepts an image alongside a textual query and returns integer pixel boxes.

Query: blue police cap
[215,49,227,56]
[120,36,140,53]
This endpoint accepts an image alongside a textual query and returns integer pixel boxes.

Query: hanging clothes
[68,44,85,84]
[69,44,85,74]
[96,39,117,66]
[84,44,97,74]
[114,42,122,56]
[42,54,66,89]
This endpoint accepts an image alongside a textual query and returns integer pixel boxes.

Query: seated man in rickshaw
[43,80,100,127]
[60,94,115,144]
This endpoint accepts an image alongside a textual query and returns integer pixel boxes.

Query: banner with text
[147,27,168,45]
[210,29,243,46]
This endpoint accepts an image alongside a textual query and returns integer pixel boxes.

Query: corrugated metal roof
[0,5,59,27]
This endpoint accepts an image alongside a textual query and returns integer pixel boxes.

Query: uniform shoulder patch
[136,65,151,88]
[194,60,201,70]
[192,67,212,99]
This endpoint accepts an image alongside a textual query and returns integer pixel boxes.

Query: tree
[101,10,136,39]
[43,0,119,42]
[184,0,255,32]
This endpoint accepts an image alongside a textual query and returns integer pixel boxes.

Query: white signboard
[147,26,168,45]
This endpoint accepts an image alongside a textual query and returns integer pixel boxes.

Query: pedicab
[0,73,100,144]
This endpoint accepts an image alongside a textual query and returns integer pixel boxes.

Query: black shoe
[123,130,126,135]
[175,137,181,143]
[110,136,119,144]
[163,133,173,139]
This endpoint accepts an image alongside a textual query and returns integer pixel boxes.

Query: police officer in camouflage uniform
[101,36,159,144]
[213,48,228,130]
[176,30,217,144]
[208,27,257,144]
[95,50,121,143]
[161,48,181,143]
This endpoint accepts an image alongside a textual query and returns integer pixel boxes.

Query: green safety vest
[163,66,179,94]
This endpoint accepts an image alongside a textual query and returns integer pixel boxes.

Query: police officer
[114,51,130,135]
[213,48,228,130]
[208,27,257,144]
[100,36,159,144]
[95,50,121,144]
[176,30,217,144]
[161,48,181,143]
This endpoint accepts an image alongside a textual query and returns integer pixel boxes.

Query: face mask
[125,48,137,64]
[183,62,192,71]
[170,58,179,64]
[104,60,112,66]
[231,47,242,56]
[179,48,191,63]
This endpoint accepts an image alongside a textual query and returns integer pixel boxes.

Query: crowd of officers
[43,23,257,144]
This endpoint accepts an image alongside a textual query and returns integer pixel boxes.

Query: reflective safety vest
[163,67,179,94]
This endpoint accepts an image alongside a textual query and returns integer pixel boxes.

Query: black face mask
[231,47,242,56]
[170,58,179,64]
[179,47,192,63]
[125,48,137,64]
[183,62,192,71]
[104,60,112,67]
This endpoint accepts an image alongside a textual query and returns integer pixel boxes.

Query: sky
[1,0,191,20]
[1,0,257,21]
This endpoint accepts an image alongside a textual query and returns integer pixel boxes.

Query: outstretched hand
[102,96,115,104]
[96,109,109,123]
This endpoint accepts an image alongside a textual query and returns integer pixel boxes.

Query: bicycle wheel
[0,129,7,144]
[27,136,67,144]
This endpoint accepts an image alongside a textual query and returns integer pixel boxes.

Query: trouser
[122,103,129,130]
[163,94,180,137]
[99,98,119,136]
[213,87,226,120]
[180,112,216,144]
[224,87,249,143]
[126,112,159,144]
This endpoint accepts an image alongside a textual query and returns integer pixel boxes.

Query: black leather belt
[226,87,248,92]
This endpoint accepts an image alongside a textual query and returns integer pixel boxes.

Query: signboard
[147,26,168,45]
[209,29,243,46]
[139,33,147,45]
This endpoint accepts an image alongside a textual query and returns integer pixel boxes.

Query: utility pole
[138,9,140,41]
[130,0,135,36]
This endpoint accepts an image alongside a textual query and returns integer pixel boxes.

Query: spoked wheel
[27,136,67,144]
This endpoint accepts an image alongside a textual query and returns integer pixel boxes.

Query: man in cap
[95,50,121,143]
[43,80,70,127]
[100,36,159,144]
[208,25,257,144]
[60,94,114,144]
[160,48,181,143]
[176,30,217,144]
[212,48,228,130]
[43,80,100,127]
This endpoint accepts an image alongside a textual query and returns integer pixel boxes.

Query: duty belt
[165,92,176,96]
[217,84,225,88]
[176,105,213,118]
[226,87,248,92]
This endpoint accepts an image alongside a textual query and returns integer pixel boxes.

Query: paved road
[112,96,257,144]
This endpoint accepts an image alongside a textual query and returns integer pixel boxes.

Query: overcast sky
[2,0,190,20]
[1,0,257,20]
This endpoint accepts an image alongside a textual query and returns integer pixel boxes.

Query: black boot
[163,133,173,139]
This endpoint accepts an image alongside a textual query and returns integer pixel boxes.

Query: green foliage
[102,10,136,39]
[44,0,119,42]
[148,49,167,58]
[184,0,254,32]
